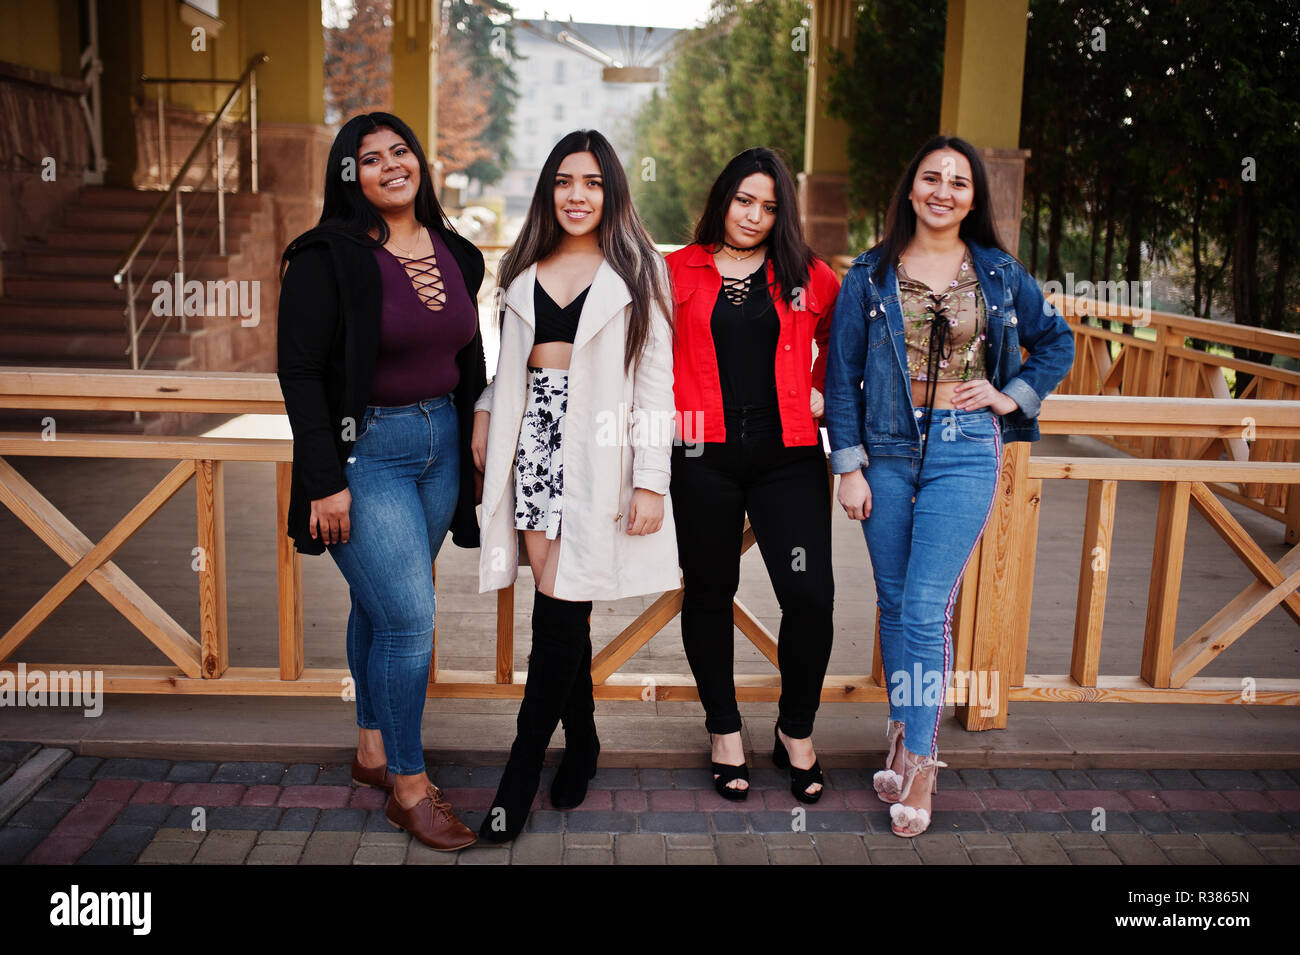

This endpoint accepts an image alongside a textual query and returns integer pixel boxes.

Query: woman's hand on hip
[471,410,490,472]
[837,469,871,521]
[626,488,664,536]
[310,487,352,545]
[809,386,825,418]
[951,379,1018,414]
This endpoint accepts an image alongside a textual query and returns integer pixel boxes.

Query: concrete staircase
[0,186,278,433]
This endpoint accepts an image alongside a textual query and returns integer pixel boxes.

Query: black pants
[670,412,835,739]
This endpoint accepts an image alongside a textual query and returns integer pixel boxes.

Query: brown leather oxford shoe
[350,756,396,791]
[385,785,477,851]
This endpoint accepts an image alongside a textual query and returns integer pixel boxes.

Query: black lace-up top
[710,259,780,426]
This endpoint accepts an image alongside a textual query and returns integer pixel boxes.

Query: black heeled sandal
[772,725,824,804]
[711,761,750,802]
[709,733,749,802]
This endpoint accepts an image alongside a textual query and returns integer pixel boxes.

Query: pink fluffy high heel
[872,719,906,804]
[889,749,948,838]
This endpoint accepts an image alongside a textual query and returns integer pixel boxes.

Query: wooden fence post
[1071,479,1118,686]
[1141,481,1191,688]
[196,459,228,679]
[957,441,1030,729]
[275,461,303,680]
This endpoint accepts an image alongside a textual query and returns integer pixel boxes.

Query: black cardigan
[276,224,487,555]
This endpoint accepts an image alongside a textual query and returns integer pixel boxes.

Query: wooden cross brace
[0,456,206,678]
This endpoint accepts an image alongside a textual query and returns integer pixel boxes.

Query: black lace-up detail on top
[393,247,447,311]
[720,272,755,307]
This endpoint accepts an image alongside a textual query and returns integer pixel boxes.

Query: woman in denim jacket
[824,136,1074,837]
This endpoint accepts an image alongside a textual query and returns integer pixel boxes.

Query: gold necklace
[720,242,759,261]
[387,226,427,259]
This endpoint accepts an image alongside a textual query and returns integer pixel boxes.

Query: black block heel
[772,725,824,804]
[711,761,750,802]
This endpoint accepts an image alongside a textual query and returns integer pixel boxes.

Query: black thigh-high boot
[480,590,587,843]
[550,601,598,809]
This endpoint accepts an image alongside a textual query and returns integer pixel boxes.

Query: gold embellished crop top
[898,248,987,382]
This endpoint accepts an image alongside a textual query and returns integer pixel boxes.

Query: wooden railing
[0,368,1296,730]
[1050,293,1300,544]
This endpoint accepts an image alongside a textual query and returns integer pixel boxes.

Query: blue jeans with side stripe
[326,396,459,776]
[858,407,1001,759]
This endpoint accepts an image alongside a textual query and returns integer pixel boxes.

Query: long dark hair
[497,129,670,373]
[281,112,454,269]
[693,147,817,308]
[872,135,1005,285]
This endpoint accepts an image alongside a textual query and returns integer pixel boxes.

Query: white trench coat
[475,259,680,601]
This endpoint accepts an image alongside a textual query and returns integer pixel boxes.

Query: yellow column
[0,0,76,75]
[390,0,439,190]
[241,0,324,124]
[800,0,856,259]
[939,0,1031,251]
[239,0,331,241]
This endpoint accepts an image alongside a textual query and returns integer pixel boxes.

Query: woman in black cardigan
[278,113,484,851]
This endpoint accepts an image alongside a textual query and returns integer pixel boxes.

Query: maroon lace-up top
[369,227,478,406]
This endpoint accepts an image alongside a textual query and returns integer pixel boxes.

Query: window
[554,103,564,121]
[524,118,537,134]
[554,60,565,84]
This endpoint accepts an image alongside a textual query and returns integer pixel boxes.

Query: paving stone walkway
[2,745,1298,865]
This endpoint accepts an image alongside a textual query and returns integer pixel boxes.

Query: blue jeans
[326,396,459,775]
[859,407,1001,759]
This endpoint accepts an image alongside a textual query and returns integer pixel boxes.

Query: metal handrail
[133,164,224,370]
[113,52,266,374]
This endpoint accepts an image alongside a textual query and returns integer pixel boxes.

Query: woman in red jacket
[667,147,840,804]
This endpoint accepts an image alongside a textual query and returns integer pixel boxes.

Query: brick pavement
[3,748,1298,865]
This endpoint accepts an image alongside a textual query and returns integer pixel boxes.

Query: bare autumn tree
[324,0,492,176]
[436,36,493,175]
[324,0,391,123]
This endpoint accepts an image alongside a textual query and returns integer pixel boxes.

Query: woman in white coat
[471,130,677,842]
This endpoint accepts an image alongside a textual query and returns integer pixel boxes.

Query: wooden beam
[0,366,286,405]
[495,584,514,684]
[1050,297,1300,360]
[429,560,438,685]
[1015,673,1300,705]
[590,589,683,684]
[4,663,1294,705]
[195,459,228,678]
[1141,481,1190,688]
[0,432,292,462]
[1188,482,1300,624]
[1008,476,1043,686]
[1036,396,1300,439]
[1028,457,1300,484]
[0,458,202,676]
[732,597,779,667]
[1070,480,1117,687]
[275,462,303,680]
[1169,544,1300,688]
[872,604,886,687]
[958,442,1022,729]
[1286,481,1300,547]
[1205,481,1287,524]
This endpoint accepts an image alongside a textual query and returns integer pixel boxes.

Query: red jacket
[666,242,840,447]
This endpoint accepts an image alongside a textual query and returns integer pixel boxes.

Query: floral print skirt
[513,366,567,539]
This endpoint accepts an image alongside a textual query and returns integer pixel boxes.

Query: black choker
[720,241,762,261]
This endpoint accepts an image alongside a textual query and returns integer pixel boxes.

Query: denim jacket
[824,241,1075,473]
